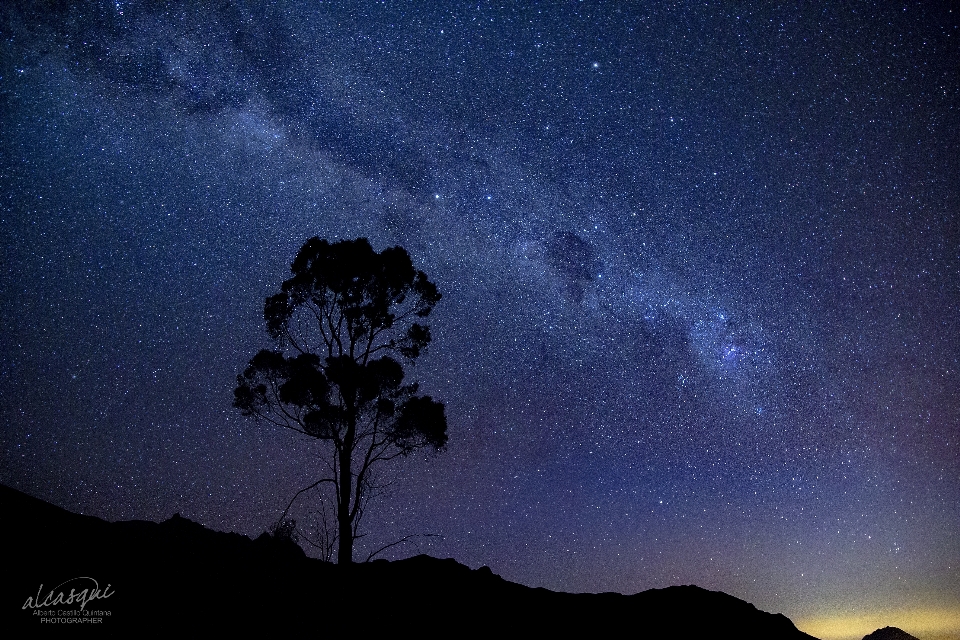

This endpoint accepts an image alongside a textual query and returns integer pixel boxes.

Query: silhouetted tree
[234,237,447,564]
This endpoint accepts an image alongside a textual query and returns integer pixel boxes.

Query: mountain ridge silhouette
[1,483,819,637]
[862,627,921,640]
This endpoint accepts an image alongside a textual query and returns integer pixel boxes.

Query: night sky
[2,2,958,638]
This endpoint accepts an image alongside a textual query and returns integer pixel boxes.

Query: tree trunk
[337,461,353,563]
[337,417,355,565]
[337,510,353,564]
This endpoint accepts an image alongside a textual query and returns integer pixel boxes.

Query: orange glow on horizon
[796,606,960,640]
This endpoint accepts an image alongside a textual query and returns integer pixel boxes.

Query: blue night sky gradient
[2,2,958,637]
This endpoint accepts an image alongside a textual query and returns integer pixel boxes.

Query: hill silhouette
[2,483,819,637]
[863,628,921,640]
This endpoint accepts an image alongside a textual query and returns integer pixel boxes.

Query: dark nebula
[545,231,600,302]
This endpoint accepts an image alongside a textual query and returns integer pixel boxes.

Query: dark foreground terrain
[2,484,819,637]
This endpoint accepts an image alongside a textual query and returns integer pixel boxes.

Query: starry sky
[2,2,958,638]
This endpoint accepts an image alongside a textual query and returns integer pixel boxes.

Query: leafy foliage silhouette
[234,237,447,563]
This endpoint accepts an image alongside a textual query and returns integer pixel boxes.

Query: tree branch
[275,477,336,528]
[363,533,443,563]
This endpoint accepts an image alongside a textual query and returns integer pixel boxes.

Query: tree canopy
[234,237,447,564]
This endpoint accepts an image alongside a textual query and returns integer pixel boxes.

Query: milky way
[2,3,958,638]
